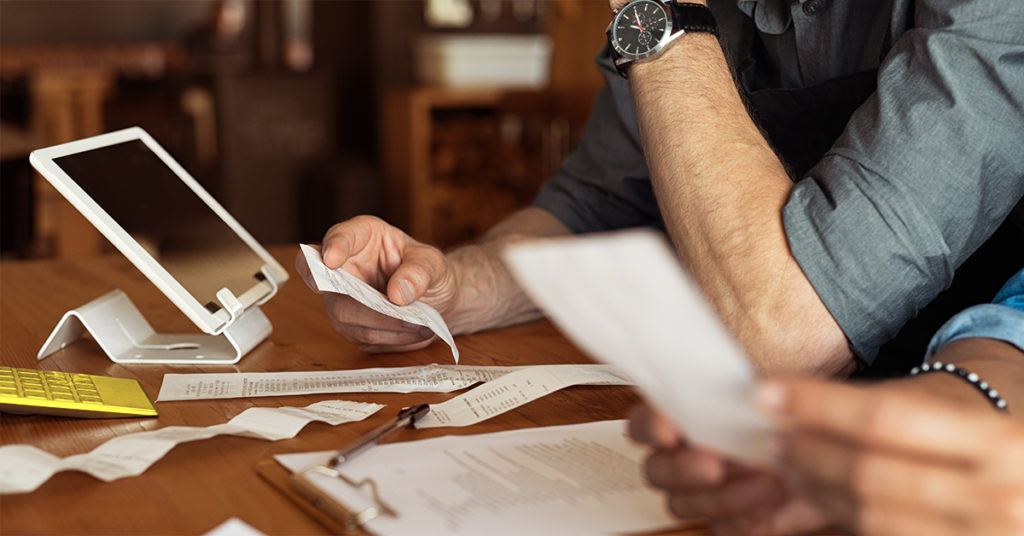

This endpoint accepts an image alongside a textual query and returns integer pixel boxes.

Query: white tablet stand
[37,265,283,365]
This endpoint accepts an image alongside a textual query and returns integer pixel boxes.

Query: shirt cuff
[924,303,1024,362]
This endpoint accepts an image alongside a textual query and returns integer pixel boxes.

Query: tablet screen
[54,139,268,313]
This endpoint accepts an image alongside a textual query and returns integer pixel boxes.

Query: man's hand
[297,208,571,354]
[628,404,829,535]
[295,215,459,353]
[760,377,1024,536]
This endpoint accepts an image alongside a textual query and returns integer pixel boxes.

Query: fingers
[323,294,435,352]
[387,241,452,307]
[628,404,684,448]
[321,215,388,269]
[843,502,972,536]
[320,216,451,308]
[762,378,1024,535]
[645,445,726,489]
[662,472,785,520]
[784,428,1024,535]
[783,431,983,524]
[758,377,1008,463]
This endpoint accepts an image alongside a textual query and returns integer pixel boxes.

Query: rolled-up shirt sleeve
[783,0,1024,362]
[923,269,1024,359]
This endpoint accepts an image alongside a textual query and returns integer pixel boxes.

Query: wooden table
[0,247,709,535]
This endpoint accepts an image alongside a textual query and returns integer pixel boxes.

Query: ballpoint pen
[327,403,431,468]
[290,404,431,532]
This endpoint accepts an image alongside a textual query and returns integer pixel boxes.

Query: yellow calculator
[0,367,158,418]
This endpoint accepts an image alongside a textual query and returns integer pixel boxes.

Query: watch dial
[612,0,669,57]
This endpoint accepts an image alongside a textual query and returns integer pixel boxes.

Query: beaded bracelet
[910,361,1009,413]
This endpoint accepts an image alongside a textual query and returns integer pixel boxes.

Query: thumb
[386,244,449,306]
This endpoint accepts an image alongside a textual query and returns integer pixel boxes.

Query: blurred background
[0,0,610,260]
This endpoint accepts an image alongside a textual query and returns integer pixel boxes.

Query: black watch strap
[669,2,718,37]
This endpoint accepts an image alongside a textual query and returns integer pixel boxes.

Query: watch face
[611,0,671,59]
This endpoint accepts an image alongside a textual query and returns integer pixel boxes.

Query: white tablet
[30,127,289,335]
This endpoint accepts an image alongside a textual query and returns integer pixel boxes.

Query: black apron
[736,22,1024,376]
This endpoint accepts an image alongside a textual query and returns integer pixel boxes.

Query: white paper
[276,420,680,536]
[156,364,628,402]
[300,244,458,362]
[203,518,266,536]
[502,230,776,466]
[0,400,383,495]
[416,364,633,428]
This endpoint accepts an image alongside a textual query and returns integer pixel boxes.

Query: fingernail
[755,381,787,413]
[397,279,415,305]
[418,327,434,339]
[321,246,339,267]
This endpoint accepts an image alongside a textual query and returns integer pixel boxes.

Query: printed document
[275,419,681,536]
[502,230,777,466]
[299,244,458,362]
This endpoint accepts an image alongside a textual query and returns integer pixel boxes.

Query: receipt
[503,230,777,466]
[417,364,634,428]
[300,244,458,362]
[156,364,626,402]
[0,400,383,495]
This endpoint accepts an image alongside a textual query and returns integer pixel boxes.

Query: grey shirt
[533,0,1024,364]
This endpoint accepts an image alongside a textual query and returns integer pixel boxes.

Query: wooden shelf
[379,86,592,249]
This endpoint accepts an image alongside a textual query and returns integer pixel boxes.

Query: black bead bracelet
[910,361,1009,413]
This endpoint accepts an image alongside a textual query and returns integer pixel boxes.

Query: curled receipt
[300,244,459,362]
[417,364,634,428]
[156,363,627,401]
[0,400,384,495]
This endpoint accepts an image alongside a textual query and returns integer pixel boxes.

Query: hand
[759,378,1024,536]
[628,404,829,535]
[295,215,460,353]
[609,0,630,13]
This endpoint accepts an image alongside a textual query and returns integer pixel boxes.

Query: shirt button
[802,0,821,15]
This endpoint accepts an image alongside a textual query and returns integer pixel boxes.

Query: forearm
[443,207,571,334]
[629,26,851,375]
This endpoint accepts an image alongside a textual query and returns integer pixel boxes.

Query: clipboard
[256,404,429,534]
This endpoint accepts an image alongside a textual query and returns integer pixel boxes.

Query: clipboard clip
[291,464,398,533]
[288,404,430,533]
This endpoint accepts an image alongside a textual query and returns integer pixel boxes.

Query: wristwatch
[607,0,718,77]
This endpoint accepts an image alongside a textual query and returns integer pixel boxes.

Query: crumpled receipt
[0,399,383,494]
[299,244,459,363]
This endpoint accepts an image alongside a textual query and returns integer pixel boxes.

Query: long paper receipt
[0,400,383,494]
[503,229,777,466]
[276,420,680,536]
[156,363,630,402]
[300,244,458,362]
[416,364,633,428]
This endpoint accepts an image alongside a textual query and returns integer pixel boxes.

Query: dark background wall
[0,0,608,258]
